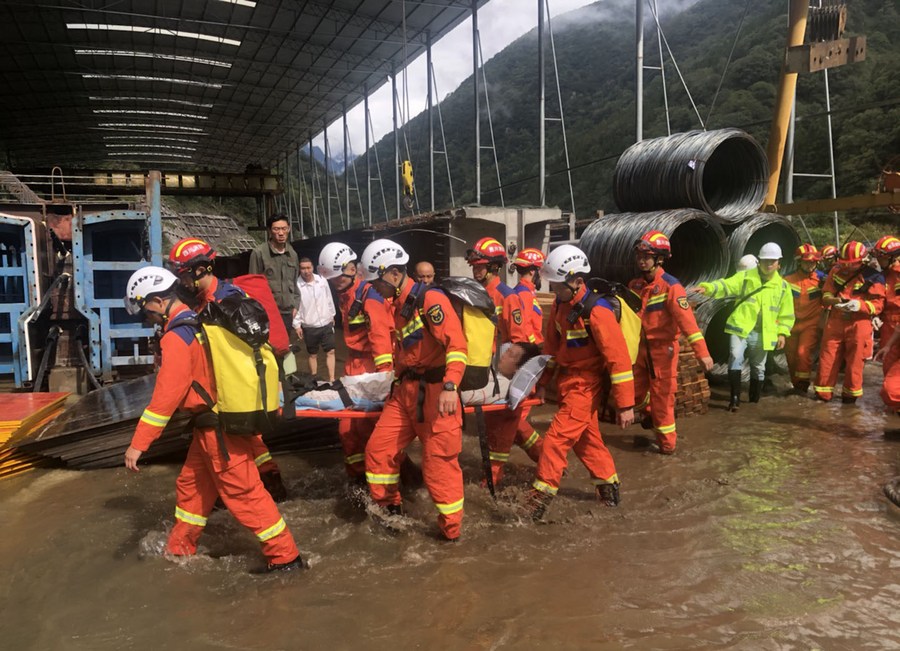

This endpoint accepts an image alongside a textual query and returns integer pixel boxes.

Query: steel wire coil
[578,209,729,286]
[613,128,768,224]
[726,212,801,275]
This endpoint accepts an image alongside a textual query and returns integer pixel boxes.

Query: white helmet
[736,254,758,271]
[360,239,410,281]
[318,241,357,280]
[540,244,591,283]
[124,266,178,315]
[758,242,783,260]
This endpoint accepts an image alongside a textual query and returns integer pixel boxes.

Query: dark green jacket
[249,242,299,313]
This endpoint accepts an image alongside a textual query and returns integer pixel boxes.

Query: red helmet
[820,244,838,260]
[874,235,900,256]
[169,238,216,274]
[839,241,867,264]
[466,237,508,266]
[794,243,821,262]
[513,248,545,269]
[634,230,671,258]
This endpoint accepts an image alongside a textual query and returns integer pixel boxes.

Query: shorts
[301,324,335,354]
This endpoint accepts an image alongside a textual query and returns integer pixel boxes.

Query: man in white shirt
[292,257,337,382]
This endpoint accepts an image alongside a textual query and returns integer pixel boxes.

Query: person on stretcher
[290,342,547,412]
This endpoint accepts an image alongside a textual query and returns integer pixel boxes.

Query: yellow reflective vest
[699,269,795,350]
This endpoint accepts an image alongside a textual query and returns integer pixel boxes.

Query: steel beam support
[473,0,481,205]
[324,117,331,233]
[765,0,810,206]
[392,63,400,219]
[427,30,435,212]
[309,130,317,237]
[297,144,305,239]
[364,83,371,226]
[635,0,643,143]
[343,103,350,229]
[538,0,546,206]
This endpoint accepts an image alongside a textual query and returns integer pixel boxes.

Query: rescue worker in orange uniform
[528,244,635,520]
[814,241,885,403]
[123,266,302,572]
[819,244,838,274]
[168,238,288,502]
[783,244,826,394]
[317,242,395,482]
[876,321,900,414]
[872,235,900,376]
[627,231,713,454]
[467,236,515,341]
[485,248,546,485]
[361,239,468,541]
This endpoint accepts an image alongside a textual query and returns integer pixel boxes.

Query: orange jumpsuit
[197,277,281,480]
[880,265,900,375]
[628,268,709,453]
[131,305,298,564]
[365,278,468,540]
[484,277,545,483]
[336,277,395,477]
[783,268,825,388]
[814,266,885,401]
[532,286,634,498]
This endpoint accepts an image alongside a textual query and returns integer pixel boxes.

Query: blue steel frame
[0,214,39,385]
[71,208,162,378]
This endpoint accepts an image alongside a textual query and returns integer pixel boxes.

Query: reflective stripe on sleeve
[374,353,393,367]
[489,451,510,463]
[140,408,171,428]
[610,370,634,385]
[254,451,272,467]
[686,332,704,344]
[445,351,468,365]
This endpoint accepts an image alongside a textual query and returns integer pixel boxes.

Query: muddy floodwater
[2,367,899,650]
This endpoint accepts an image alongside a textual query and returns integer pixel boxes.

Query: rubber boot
[748,377,761,404]
[793,380,810,395]
[251,554,308,574]
[527,489,553,522]
[597,482,621,507]
[727,370,742,412]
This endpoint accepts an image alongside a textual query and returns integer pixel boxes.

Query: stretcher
[291,398,542,419]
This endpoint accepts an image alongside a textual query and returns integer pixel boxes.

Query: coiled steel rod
[578,209,729,286]
[613,128,768,224]
[726,212,800,275]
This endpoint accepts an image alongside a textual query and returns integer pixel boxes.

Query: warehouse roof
[0,0,485,172]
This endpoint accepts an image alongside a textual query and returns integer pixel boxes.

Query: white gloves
[836,299,861,313]
[873,316,884,331]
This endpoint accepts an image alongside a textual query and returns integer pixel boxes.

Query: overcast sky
[312,0,598,160]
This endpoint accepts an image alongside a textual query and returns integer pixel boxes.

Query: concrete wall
[447,206,562,283]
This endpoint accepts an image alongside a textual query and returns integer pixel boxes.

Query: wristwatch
[442,381,457,392]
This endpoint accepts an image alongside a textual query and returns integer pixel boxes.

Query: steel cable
[726,212,801,275]
[613,128,768,224]
[578,209,729,286]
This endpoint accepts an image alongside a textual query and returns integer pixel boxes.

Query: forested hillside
[358,0,898,220]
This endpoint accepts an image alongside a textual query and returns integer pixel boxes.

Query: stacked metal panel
[0,214,39,386]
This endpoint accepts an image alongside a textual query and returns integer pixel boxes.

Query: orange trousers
[485,403,543,485]
[785,322,821,388]
[881,340,900,409]
[532,373,618,497]
[815,314,873,401]
[339,356,378,478]
[365,379,464,540]
[166,428,299,565]
[881,317,900,377]
[634,340,679,453]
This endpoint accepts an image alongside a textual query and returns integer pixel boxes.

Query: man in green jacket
[690,242,795,411]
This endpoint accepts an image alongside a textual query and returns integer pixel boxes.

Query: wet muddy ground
[1,366,898,650]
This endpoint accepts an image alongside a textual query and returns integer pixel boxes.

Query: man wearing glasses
[249,214,300,339]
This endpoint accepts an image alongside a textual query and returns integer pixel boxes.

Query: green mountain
[359,0,899,223]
